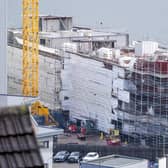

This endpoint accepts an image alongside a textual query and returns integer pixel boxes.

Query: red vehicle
[106,137,121,146]
[68,124,78,133]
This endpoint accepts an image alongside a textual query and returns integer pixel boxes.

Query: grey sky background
[8,0,168,45]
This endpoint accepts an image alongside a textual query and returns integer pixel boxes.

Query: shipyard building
[60,30,168,149]
[8,16,128,111]
[8,16,168,154]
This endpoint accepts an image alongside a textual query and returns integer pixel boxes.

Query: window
[111,119,117,125]
[111,109,115,114]
[64,96,69,100]
[38,141,49,148]
[40,39,46,46]
[118,100,122,109]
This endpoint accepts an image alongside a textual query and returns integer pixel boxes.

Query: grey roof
[36,126,64,138]
[0,105,44,168]
[82,155,147,168]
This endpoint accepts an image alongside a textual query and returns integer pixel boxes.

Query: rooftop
[82,155,148,168]
[39,15,72,20]
[31,114,64,139]
[35,126,64,138]
[39,30,127,39]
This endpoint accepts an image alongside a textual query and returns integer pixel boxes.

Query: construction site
[7,17,168,149]
[1,0,168,168]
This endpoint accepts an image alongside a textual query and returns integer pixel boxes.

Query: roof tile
[0,106,44,168]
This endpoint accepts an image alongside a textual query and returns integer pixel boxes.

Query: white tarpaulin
[118,90,130,103]
[61,52,115,133]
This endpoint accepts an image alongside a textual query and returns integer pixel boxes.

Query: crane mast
[22,0,39,97]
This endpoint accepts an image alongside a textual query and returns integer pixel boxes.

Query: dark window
[39,18,42,31]
[118,100,122,109]
[112,109,115,114]
[64,96,69,100]
[40,39,46,46]
[111,119,117,125]
[38,141,49,148]
[111,41,115,48]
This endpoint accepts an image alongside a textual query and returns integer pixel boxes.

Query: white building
[39,29,129,53]
[135,41,158,56]
[38,16,129,53]
[61,51,138,133]
[33,117,64,168]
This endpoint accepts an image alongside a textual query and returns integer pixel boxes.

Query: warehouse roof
[82,155,147,168]
[0,105,44,168]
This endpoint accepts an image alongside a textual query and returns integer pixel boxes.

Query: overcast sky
[8,0,168,45]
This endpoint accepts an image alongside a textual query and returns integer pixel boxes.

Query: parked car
[68,152,82,163]
[53,151,70,162]
[82,152,99,162]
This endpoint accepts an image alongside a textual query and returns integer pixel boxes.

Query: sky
[8,0,168,45]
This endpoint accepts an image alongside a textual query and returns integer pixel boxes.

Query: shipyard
[0,0,168,168]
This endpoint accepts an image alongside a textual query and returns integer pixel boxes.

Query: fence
[53,143,164,161]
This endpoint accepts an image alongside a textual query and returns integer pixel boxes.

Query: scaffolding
[117,55,168,157]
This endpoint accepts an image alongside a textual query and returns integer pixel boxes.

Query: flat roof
[39,30,126,39]
[35,126,64,138]
[39,15,72,20]
[82,155,147,168]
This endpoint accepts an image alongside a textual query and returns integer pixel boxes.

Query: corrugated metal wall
[0,0,7,106]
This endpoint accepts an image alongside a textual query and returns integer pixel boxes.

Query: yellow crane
[22,0,58,126]
[22,0,39,97]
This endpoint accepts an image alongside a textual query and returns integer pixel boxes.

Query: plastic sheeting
[61,52,115,133]
[118,90,130,103]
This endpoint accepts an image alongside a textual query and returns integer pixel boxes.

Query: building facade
[7,34,63,110]
[61,52,115,133]
[62,40,168,151]
[36,127,63,168]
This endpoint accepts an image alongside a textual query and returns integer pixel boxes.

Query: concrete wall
[0,0,7,106]
[42,19,60,32]
[40,17,73,32]
[7,45,62,110]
